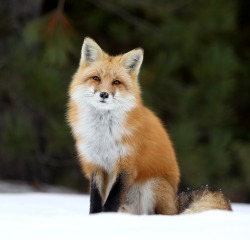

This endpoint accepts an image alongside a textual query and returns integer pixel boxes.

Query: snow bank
[0,193,249,240]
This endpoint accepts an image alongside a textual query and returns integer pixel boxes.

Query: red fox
[67,37,231,214]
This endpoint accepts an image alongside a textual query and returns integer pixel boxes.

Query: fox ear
[80,37,103,65]
[121,48,144,74]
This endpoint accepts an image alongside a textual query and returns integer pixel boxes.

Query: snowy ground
[0,192,250,240]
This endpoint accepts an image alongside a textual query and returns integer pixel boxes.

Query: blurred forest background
[0,0,250,202]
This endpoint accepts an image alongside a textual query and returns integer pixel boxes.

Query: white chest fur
[74,105,132,172]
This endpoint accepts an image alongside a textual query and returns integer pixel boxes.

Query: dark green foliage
[0,0,249,201]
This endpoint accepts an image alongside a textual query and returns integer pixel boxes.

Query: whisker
[113,98,133,109]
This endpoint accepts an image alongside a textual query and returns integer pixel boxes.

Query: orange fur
[67,37,180,214]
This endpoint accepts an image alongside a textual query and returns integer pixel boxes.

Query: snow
[0,193,249,240]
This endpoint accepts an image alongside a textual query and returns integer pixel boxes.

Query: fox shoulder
[177,186,232,214]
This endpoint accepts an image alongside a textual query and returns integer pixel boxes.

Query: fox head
[70,37,143,111]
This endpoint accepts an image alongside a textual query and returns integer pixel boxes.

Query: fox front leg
[103,172,131,212]
[89,172,104,214]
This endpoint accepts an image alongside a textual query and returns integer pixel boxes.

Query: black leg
[103,173,125,212]
[89,175,103,214]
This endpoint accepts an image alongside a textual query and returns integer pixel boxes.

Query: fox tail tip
[177,186,232,214]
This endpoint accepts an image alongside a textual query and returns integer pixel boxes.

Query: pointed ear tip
[134,48,144,56]
[83,36,96,44]
[134,47,144,52]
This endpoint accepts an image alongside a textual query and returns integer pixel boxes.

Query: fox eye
[92,76,100,81]
[113,80,121,85]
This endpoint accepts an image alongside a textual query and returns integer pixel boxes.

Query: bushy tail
[176,186,232,214]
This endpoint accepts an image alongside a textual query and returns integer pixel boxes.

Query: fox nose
[100,92,109,99]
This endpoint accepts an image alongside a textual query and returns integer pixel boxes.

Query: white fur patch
[119,179,156,215]
[71,86,135,173]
